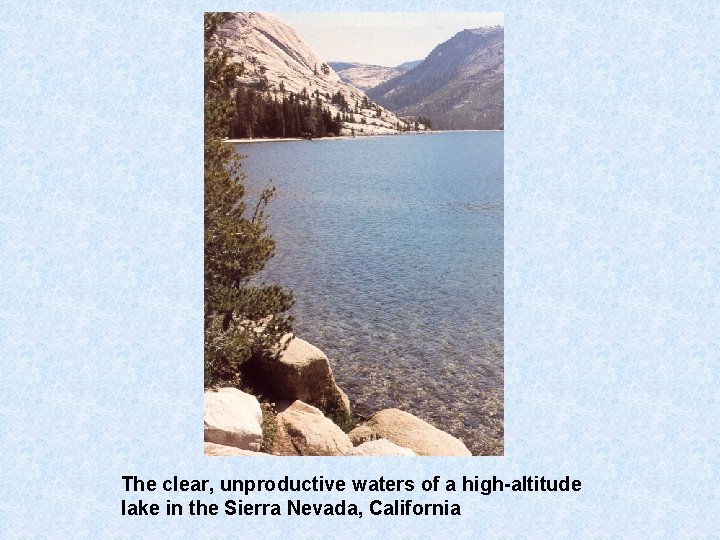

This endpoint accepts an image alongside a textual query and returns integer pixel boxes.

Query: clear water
[237,131,503,455]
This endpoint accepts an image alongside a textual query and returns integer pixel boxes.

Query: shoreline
[224,129,503,144]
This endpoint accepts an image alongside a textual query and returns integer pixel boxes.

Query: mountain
[329,60,423,92]
[326,62,359,72]
[367,26,504,130]
[396,60,422,70]
[210,13,421,137]
[329,62,407,91]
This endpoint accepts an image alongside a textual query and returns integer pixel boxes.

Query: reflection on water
[238,131,503,455]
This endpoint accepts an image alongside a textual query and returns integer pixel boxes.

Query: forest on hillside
[227,85,429,139]
[228,87,344,139]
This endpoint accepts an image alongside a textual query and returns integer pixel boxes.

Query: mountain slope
[367,26,504,130]
[329,62,406,91]
[396,59,422,70]
[211,13,417,136]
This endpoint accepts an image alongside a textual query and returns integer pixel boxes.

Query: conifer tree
[204,13,293,387]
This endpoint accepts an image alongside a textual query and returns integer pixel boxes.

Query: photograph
[203,11,504,456]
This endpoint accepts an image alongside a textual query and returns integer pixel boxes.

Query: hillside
[329,62,407,91]
[367,26,504,130]
[210,13,425,137]
[396,59,422,70]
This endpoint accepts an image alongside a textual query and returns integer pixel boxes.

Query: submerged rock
[241,335,351,421]
[344,438,416,456]
[273,400,353,456]
[204,387,263,451]
[348,408,471,456]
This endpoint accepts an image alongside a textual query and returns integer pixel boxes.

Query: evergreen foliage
[204,13,294,387]
[418,116,433,130]
[330,91,349,111]
[228,87,343,139]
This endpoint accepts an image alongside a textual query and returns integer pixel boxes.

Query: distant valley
[329,62,415,91]
[334,27,504,131]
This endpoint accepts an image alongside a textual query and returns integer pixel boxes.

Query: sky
[276,12,504,67]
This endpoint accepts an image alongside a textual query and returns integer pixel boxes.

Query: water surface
[238,131,503,455]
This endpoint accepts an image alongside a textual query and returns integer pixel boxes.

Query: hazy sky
[276,12,504,67]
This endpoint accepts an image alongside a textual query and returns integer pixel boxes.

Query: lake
[237,131,503,455]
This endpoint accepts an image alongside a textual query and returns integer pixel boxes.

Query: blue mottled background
[1,0,718,538]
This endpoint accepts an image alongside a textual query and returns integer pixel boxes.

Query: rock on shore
[344,439,416,456]
[241,335,351,420]
[204,388,263,451]
[272,400,353,456]
[204,336,474,457]
[349,408,471,456]
[204,442,268,456]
